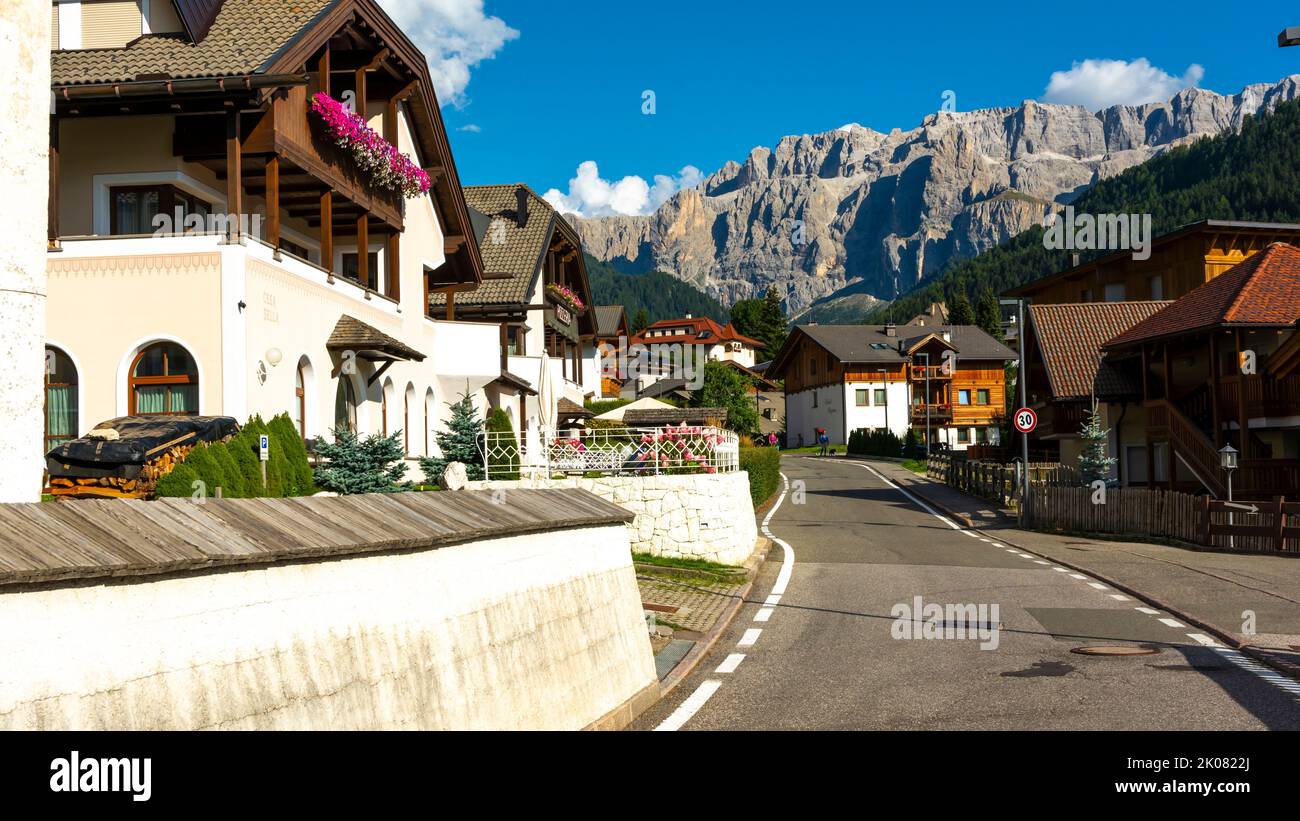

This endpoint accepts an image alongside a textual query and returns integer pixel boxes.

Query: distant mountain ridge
[572,75,1300,318]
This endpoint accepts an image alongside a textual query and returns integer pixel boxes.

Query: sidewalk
[864,458,1300,671]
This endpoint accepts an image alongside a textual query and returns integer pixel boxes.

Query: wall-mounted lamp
[266,347,283,367]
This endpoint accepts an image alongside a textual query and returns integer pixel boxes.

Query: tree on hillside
[949,292,975,326]
[730,298,762,339]
[731,288,789,359]
[632,308,650,334]
[694,361,759,436]
[975,287,1002,340]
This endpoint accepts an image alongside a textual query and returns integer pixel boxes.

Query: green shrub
[207,442,247,498]
[585,398,630,416]
[179,443,231,498]
[485,407,519,480]
[314,429,410,494]
[739,444,780,508]
[847,428,903,458]
[268,413,313,495]
[155,462,201,498]
[228,426,264,496]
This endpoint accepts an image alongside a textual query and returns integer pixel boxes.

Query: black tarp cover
[47,416,239,480]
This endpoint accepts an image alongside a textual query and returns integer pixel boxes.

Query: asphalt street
[633,455,1300,730]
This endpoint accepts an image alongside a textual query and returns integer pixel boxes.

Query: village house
[622,315,764,398]
[586,305,630,398]
[768,324,1016,449]
[430,184,598,436]
[42,0,509,475]
[1010,220,1300,498]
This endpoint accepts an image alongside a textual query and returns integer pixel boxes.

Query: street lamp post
[1001,298,1031,523]
[1220,444,1238,548]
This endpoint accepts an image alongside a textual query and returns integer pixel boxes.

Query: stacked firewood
[47,443,196,500]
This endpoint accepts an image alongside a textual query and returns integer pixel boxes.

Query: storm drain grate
[1071,644,1161,657]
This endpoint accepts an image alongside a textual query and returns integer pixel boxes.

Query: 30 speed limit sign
[1014,407,1038,434]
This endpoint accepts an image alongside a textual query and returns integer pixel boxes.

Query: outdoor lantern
[266,347,283,367]
[1219,444,1238,471]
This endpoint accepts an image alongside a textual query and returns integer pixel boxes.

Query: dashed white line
[1158,617,1186,628]
[1109,594,1131,601]
[715,653,746,673]
[1088,582,1109,590]
[753,607,774,622]
[1053,567,1069,573]
[654,680,723,731]
[738,628,763,647]
[1187,633,1219,647]
[1069,573,1087,580]
[854,463,961,530]
[1136,606,1161,615]
[1034,560,1051,565]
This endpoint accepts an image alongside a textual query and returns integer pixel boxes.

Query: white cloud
[377,0,519,107]
[1042,59,1205,110]
[543,162,704,218]
[457,124,482,133]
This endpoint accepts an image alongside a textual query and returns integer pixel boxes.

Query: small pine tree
[208,442,247,498]
[903,427,919,458]
[419,389,485,482]
[949,292,976,326]
[484,407,519,480]
[314,429,410,494]
[155,462,201,498]
[1078,403,1117,485]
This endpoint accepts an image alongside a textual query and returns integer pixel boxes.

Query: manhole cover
[1071,645,1161,657]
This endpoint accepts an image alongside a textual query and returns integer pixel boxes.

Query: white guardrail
[478,425,740,480]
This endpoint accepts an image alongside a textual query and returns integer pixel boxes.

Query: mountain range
[571,75,1300,320]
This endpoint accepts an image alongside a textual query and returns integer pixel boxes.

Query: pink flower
[311,93,431,199]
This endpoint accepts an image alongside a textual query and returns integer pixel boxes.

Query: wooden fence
[1024,486,1300,554]
[927,455,1081,508]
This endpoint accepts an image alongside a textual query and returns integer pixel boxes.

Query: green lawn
[901,459,928,474]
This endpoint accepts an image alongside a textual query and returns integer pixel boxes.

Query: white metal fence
[478,425,740,480]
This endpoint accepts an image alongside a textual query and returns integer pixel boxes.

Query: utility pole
[1002,298,1030,526]
[0,0,51,503]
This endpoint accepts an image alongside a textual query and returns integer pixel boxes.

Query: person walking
[817,428,830,457]
[768,432,778,448]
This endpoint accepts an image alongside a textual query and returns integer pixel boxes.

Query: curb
[655,537,771,700]
[892,472,1300,681]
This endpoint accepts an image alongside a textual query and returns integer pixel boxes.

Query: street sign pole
[1018,299,1029,526]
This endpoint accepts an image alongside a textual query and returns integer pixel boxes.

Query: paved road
[633,456,1300,730]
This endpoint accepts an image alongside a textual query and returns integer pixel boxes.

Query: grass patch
[901,459,928,474]
[632,552,741,574]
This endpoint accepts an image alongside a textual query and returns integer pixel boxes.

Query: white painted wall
[0,1,50,502]
[842,381,909,439]
[0,523,657,730]
[785,385,846,446]
[467,472,759,566]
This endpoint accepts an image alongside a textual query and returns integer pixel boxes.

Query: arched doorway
[44,345,79,452]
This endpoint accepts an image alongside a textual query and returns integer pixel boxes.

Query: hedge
[739,444,780,509]
[847,428,904,458]
[154,413,313,500]
[485,407,519,481]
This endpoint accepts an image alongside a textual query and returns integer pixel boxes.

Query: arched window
[335,377,358,434]
[404,383,415,456]
[424,388,435,456]
[129,342,198,416]
[44,346,79,452]
[293,363,306,438]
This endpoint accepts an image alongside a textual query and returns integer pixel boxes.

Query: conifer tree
[1078,403,1117,485]
[419,388,486,482]
[313,429,409,494]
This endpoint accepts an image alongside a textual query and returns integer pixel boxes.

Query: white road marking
[855,463,961,529]
[1088,582,1108,590]
[657,472,799,732]
[1069,574,1087,580]
[715,653,746,673]
[1006,548,1019,553]
[754,607,774,622]
[1159,617,1186,628]
[1187,633,1219,647]
[764,594,781,606]
[1019,554,1035,559]
[1109,594,1131,601]
[1209,647,1300,700]
[1034,560,1050,565]
[654,680,723,731]
[1135,606,1161,615]
[738,628,763,647]
[1053,567,1069,572]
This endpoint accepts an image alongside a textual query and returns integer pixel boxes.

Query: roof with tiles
[1029,302,1172,400]
[431,184,559,307]
[630,316,763,349]
[51,0,335,86]
[593,306,628,338]
[1105,243,1300,348]
[326,315,425,361]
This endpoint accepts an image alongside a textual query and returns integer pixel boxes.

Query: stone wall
[0,524,657,730]
[466,472,759,566]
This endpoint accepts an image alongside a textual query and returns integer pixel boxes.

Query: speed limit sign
[1014,407,1038,434]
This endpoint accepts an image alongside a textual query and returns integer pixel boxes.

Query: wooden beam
[320,190,333,272]
[318,44,331,96]
[387,232,400,300]
[357,213,369,289]
[265,155,280,248]
[48,116,59,244]
[1236,330,1249,460]
[443,234,466,254]
[225,110,242,240]
[445,288,455,321]
[1210,333,1222,448]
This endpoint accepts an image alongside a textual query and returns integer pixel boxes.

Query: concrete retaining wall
[0,523,657,730]
[466,472,759,566]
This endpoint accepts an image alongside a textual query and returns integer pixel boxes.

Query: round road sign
[1014,408,1038,434]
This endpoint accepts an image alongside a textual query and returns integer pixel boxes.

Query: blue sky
[382,1,1300,216]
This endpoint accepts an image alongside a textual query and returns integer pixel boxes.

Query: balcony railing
[909,365,952,381]
[479,425,740,480]
[909,403,953,419]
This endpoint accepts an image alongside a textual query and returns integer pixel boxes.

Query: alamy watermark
[597,335,710,390]
[50,751,151,802]
[1042,206,1152,261]
[891,596,1001,650]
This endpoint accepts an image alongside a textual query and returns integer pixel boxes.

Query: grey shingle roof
[431,184,556,307]
[51,0,334,86]
[593,306,627,338]
[326,315,425,361]
[795,324,1017,364]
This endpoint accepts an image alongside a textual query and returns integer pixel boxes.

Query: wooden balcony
[909,365,952,381]
[910,403,953,421]
[1215,374,1300,421]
